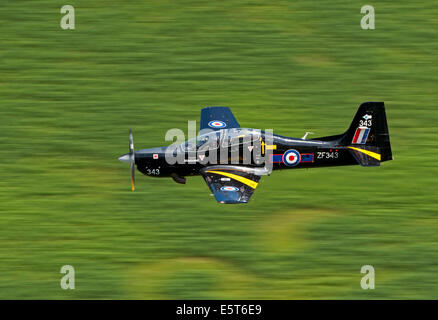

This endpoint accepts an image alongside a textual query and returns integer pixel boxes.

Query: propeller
[118,129,135,191]
[129,129,135,191]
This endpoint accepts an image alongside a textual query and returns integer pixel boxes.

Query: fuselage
[118,103,391,202]
[122,128,358,179]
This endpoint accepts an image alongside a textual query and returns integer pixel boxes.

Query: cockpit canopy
[181,128,261,151]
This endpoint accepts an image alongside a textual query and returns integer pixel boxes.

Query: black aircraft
[119,102,392,204]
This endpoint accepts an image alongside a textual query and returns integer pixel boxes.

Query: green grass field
[1,0,437,299]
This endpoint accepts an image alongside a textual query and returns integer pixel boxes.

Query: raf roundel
[282,149,301,167]
[220,186,239,192]
[208,120,227,128]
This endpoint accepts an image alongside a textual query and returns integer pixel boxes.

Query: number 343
[146,168,160,175]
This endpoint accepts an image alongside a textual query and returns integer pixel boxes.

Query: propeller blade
[118,129,136,191]
[129,129,135,191]
[129,128,134,154]
[130,160,135,191]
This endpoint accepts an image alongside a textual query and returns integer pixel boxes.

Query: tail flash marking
[348,146,381,161]
[352,127,370,144]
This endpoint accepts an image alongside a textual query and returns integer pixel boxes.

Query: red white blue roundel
[208,120,227,128]
[283,149,301,167]
[220,186,239,192]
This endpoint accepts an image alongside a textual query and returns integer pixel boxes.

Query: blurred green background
[1,0,437,299]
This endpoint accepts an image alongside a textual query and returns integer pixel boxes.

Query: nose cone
[118,153,131,163]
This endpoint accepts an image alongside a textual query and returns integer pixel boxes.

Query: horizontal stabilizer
[348,146,381,166]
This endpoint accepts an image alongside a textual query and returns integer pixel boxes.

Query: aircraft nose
[118,153,131,163]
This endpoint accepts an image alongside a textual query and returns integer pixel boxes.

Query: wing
[200,165,266,204]
[200,107,240,132]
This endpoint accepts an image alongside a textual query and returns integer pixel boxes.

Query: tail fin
[340,102,392,165]
[314,102,392,165]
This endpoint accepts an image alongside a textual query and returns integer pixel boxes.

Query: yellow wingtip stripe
[348,146,381,161]
[206,170,259,189]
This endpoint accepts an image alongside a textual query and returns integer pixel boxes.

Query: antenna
[302,131,314,140]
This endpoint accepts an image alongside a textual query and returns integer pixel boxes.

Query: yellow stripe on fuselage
[348,146,381,161]
[205,170,259,189]
[261,141,277,154]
